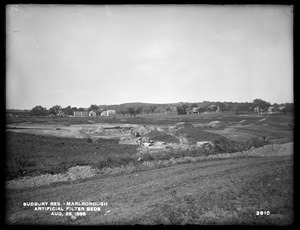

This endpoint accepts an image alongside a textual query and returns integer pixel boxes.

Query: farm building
[89,110,97,117]
[101,110,116,117]
[268,106,276,113]
[74,111,88,117]
[192,107,200,113]
[56,110,65,117]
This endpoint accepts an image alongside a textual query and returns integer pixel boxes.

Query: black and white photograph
[6,4,293,225]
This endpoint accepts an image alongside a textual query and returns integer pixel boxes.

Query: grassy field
[6,132,138,180]
[6,156,293,225]
[134,157,293,225]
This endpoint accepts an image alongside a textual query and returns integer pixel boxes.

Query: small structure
[267,106,276,113]
[186,108,192,114]
[101,110,116,117]
[56,110,65,117]
[254,107,260,112]
[101,111,108,116]
[89,110,97,117]
[192,107,199,114]
[74,111,88,117]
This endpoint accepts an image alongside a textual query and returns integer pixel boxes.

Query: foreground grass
[124,160,294,225]
[6,156,293,225]
[6,131,138,180]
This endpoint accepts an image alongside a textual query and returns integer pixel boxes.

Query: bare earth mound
[174,122,194,129]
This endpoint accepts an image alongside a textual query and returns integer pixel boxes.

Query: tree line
[176,99,294,115]
[19,99,294,117]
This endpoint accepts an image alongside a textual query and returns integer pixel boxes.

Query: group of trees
[117,107,143,117]
[175,99,294,115]
[27,99,294,117]
[30,105,86,116]
[28,104,146,117]
[176,104,189,115]
[30,106,49,116]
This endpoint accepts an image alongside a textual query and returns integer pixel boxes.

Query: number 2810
[256,211,270,215]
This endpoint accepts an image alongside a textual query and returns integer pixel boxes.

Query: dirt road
[6,155,293,225]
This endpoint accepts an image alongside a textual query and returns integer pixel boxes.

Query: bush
[176,105,188,115]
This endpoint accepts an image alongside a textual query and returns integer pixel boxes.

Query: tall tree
[252,99,271,111]
[30,106,48,116]
[71,107,78,112]
[135,107,143,116]
[149,106,157,113]
[165,107,172,113]
[49,105,62,115]
[126,107,136,117]
[62,106,73,115]
[190,103,198,109]
[176,104,188,115]
[88,104,99,112]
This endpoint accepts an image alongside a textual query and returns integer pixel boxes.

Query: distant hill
[119,102,178,108]
[7,101,294,115]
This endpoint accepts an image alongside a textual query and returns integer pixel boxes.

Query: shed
[101,110,116,116]
[89,110,97,117]
[56,110,65,117]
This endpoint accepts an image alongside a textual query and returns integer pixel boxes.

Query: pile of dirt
[86,126,106,135]
[259,118,267,122]
[119,137,138,145]
[196,141,215,151]
[174,122,194,130]
[207,121,227,128]
[65,165,97,180]
[132,125,150,134]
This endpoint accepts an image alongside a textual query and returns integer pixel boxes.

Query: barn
[74,111,88,117]
[56,110,65,117]
[89,110,97,117]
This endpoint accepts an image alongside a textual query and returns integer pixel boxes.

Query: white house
[56,110,65,117]
[89,110,97,117]
[101,110,116,117]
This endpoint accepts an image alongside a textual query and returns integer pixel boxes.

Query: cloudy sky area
[6,5,293,109]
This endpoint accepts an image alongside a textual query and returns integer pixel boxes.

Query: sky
[6,5,293,109]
